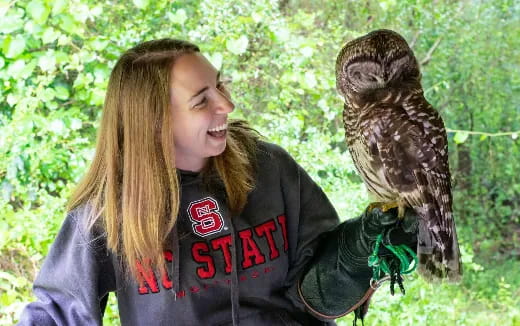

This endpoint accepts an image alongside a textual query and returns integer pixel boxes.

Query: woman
[18,39,416,325]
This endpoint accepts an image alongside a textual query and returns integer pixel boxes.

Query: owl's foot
[368,202,404,219]
[367,201,399,214]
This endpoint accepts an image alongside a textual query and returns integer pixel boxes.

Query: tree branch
[409,30,421,49]
[420,36,443,66]
[446,128,520,138]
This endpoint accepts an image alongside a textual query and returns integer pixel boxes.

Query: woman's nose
[213,89,234,114]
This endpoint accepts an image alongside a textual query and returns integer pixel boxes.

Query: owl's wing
[364,104,438,190]
[366,104,462,281]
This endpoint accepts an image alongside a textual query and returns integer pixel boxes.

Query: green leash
[353,234,417,326]
[368,233,418,295]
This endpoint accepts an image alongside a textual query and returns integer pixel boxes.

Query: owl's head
[336,29,421,98]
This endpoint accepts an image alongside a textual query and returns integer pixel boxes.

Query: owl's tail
[416,211,462,282]
[412,171,463,282]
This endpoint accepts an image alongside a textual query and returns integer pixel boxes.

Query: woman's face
[169,53,234,172]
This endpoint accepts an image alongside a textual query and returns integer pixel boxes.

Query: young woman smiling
[18,39,417,326]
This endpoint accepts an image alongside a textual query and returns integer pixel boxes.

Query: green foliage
[0,0,519,325]
[339,246,520,326]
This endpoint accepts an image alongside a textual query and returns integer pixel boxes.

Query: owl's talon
[397,274,406,295]
[367,201,399,213]
[389,273,396,296]
[382,202,399,212]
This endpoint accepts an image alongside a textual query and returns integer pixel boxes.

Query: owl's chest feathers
[350,138,397,201]
[345,107,396,200]
[344,91,416,201]
[346,90,428,141]
[345,91,410,140]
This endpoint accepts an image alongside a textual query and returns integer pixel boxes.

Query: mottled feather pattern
[336,29,462,281]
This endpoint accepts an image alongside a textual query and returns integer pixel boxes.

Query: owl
[335,29,462,281]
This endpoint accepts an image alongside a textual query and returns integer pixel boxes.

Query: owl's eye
[352,70,362,80]
[387,54,417,81]
[346,61,384,90]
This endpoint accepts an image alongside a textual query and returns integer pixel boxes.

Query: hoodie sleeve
[17,209,116,326]
[267,143,372,321]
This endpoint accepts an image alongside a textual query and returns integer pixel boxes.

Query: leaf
[226,36,249,55]
[273,27,290,42]
[454,131,470,144]
[59,14,77,32]
[251,12,263,23]
[0,9,24,34]
[19,59,38,79]
[0,56,4,69]
[206,52,223,70]
[26,0,50,24]
[38,52,57,72]
[300,46,313,58]
[132,0,150,9]
[52,0,68,16]
[0,2,8,17]
[41,88,56,102]
[90,88,105,106]
[1,181,13,203]
[57,35,70,46]
[49,120,66,135]
[51,50,67,65]
[42,27,61,44]
[379,0,397,11]
[24,19,43,34]
[89,39,109,51]
[90,6,103,17]
[70,118,83,130]
[168,9,187,25]
[6,60,26,78]
[3,36,26,59]
[303,71,317,89]
[6,93,18,107]
[93,66,110,81]
[54,85,70,100]
[71,4,91,24]
[47,101,58,110]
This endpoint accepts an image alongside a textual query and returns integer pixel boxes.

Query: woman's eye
[193,97,207,109]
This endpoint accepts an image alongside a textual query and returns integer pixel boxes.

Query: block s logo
[188,197,225,237]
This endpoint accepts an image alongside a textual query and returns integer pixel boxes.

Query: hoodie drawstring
[170,220,240,325]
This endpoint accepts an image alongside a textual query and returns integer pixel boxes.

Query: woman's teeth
[208,123,227,137]
[208,123,227,132]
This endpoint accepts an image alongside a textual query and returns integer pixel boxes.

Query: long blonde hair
[67,39,258,280]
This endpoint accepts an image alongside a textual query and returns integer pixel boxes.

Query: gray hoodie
[18,141,350,325]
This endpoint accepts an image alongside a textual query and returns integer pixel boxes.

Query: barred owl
[335,29,462,281]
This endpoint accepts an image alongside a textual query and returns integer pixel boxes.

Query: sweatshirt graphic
[18,142,339,326]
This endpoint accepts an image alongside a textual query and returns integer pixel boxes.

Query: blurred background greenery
[0,0,519,325]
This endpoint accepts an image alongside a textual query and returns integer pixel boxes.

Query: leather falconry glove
[298,206,418,320]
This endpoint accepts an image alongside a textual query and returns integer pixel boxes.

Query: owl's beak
[369,73,386,88]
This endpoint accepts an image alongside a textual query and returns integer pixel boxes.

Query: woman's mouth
[207,123,227,138]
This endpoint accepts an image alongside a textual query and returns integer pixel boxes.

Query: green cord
[368,233,418,282]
